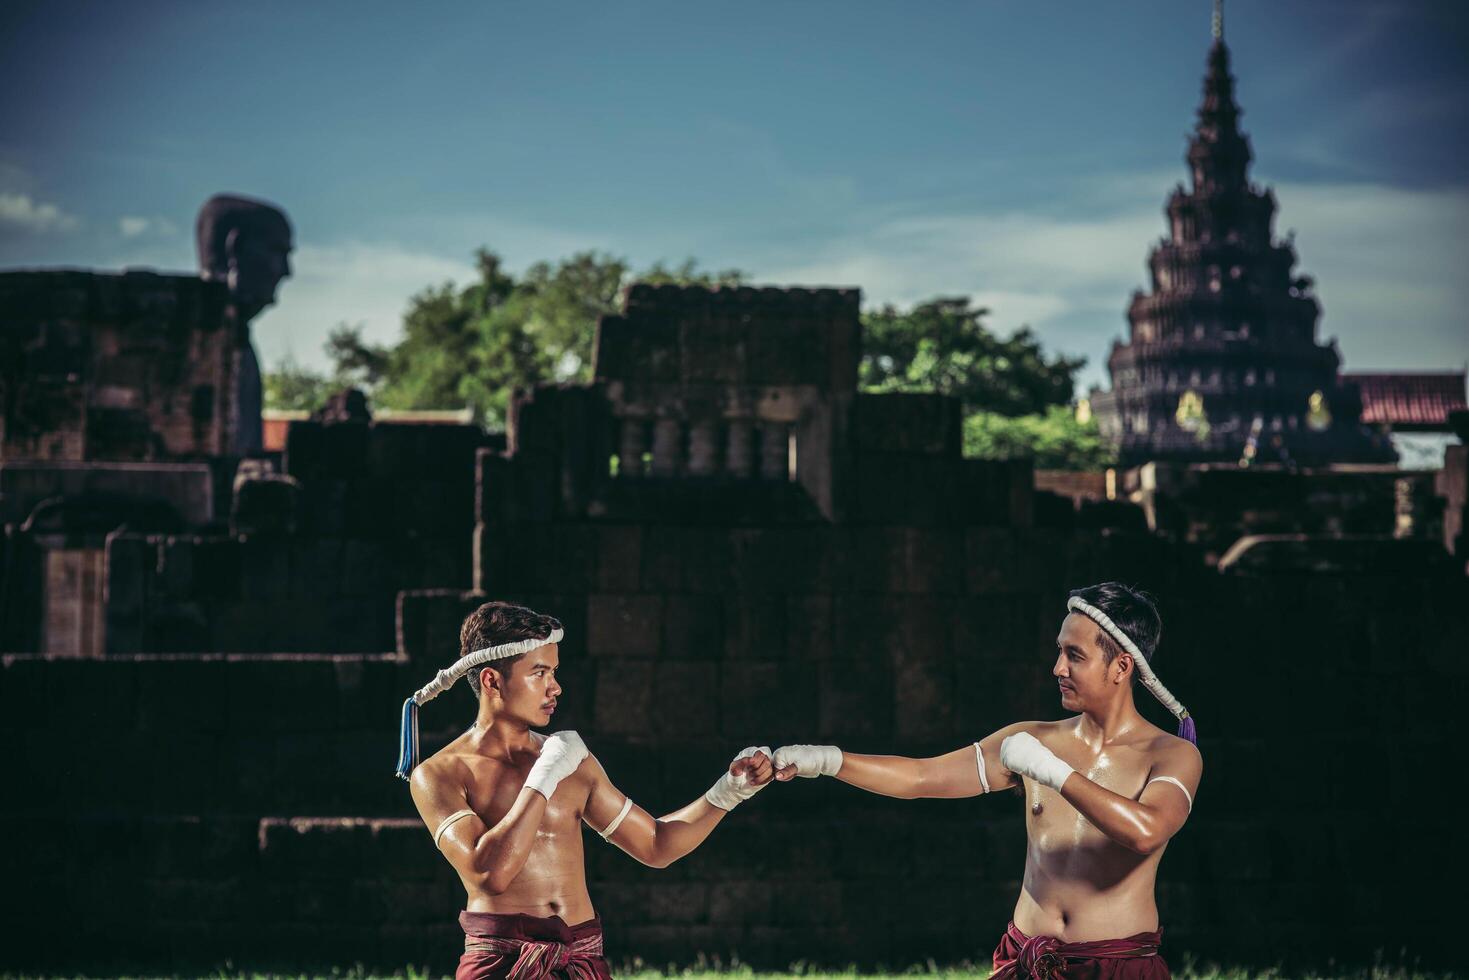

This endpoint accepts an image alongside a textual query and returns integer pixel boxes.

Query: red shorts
[455,911,613,980]
[991,920,1170,980]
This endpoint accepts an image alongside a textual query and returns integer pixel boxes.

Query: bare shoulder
[1146,730,1203,775]
[408,749,467,811]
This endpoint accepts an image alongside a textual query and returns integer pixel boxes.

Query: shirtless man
[768,583,1201,978]
[397,601,773,979]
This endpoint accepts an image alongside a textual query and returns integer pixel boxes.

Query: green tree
[319,249,746,427]
[964,405,1117,470]
[859,297,1083,416]
[262,351,336,412]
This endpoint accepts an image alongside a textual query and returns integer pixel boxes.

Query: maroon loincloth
[991,920,1169,980]
[456,911,612,980]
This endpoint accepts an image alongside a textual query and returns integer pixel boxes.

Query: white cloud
[0,192,79,234]
[764,174,1469,390]
[116,215,179,240]
[249,241,477,372]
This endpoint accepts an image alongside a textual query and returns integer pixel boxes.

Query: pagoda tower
[1089,4,1394,467]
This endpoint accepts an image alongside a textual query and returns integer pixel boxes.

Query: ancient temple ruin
[1089,26,1395,467]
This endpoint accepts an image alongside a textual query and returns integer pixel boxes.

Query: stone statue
[195,194,293,456]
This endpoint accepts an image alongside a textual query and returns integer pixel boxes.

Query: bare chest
[1024,748,1151,851]
[464,760,590,839]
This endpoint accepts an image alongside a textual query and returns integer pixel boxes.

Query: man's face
[1052,613,1118,711]
[227,227,293,320]
[487,643,562,727]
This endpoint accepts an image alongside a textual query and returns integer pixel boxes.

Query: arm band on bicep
[1145,776,1193,812]
[598,797,634,841]
[973,743,991,794]
[433,808,476,848]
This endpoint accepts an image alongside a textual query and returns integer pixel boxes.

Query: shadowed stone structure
[2,278,1463,973]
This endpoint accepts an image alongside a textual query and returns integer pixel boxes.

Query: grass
[5,957,1462,980]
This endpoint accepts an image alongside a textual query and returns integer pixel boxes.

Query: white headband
[395,627,565,779]
[1066,597,1192,730]
[412,628,565,706]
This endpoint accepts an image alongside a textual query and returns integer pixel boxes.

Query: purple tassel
[1177,715,1197,745]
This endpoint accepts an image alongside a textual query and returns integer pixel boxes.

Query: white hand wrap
[1000,732,1074,792]
[704,746,772,811]
[524,731,589,800]
[771,744,843,779]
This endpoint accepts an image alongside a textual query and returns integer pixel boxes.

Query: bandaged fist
[524,730,589,800]
[999,732,1074,792]
[772,744,843,781]
[705,746,774,811]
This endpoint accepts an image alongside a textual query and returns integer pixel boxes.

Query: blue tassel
[1178,714,1197,746]
[395,697,419,780]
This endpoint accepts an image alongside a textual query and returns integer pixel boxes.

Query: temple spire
[1212,0,1224,41]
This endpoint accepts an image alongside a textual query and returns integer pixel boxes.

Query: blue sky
[2,0,1465,393]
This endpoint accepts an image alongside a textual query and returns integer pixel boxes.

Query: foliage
[964,405,1118,471]
[263,256,1106,471]
[261,351,341,412]
[265,250,746,427]
[858,297,1083,417]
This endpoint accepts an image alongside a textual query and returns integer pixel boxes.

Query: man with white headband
[769,582,1201,978]
[397,600,773,979]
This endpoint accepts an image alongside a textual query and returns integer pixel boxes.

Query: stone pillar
[687,419,718,476]
[618,418,646,478]
[651,419,684,477]
[759,422,789,480]
[726,421,754,477]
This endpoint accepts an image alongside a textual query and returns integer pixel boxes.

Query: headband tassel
[393,627,565,780]
[395,696,420,780]
[1067,596,1197,750]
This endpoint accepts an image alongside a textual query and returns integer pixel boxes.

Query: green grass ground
[6,960,1461,980]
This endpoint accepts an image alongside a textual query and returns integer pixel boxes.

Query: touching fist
[999,732,1074,792]
[772,744,843,781]
[705,746,774,811]
[524,730,589,799]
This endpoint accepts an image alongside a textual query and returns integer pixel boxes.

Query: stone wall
[2,282,1462,973]
[5,528,1464,972]
[0,270,238,460]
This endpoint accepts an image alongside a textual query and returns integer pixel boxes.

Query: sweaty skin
[774,611,1202,943]
[409,643,773,924]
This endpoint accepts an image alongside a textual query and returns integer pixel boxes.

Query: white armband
[973,743,991,794]
[598,797,634,840]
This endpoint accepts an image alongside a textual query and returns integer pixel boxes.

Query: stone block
[650,660,719,736]
[851,392,962,455]
[595,524,642,592]
[722,593,785,661]
[817,660,893,739]
[721,661,817,742]
[593,660,654,734]
[586,594,662,657]
[786,594,833,659]
[662,594,722,659]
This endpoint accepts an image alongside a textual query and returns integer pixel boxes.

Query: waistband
[1005,920,1163,955]
[460,910,603,944]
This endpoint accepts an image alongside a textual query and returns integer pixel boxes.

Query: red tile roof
[1342,371,1467,429]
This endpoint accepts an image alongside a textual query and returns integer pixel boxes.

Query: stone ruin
[1,257,1466,972]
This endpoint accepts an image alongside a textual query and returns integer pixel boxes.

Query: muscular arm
[777,724,1027,799]
[409,762,549,893]
[582,754,764,868]
[1056,742,1202,855]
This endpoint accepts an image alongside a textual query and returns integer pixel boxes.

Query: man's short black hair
[1067,582,1161,669]
[458,600,562,697]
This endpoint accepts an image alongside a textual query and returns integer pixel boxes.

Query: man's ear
[479,665,501,698]
[1114,653,1133,685]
